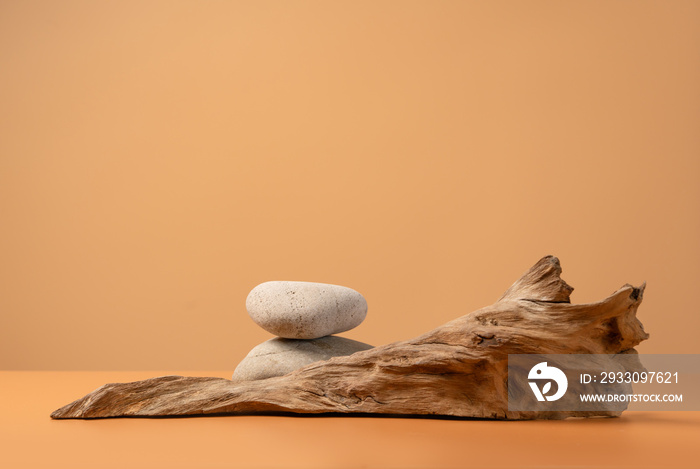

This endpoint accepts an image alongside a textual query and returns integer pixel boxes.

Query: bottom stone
[232,335,374,382]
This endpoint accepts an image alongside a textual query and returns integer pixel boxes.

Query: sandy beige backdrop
[1,0,698,370]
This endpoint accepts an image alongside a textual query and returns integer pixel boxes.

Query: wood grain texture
[51,256,648,420]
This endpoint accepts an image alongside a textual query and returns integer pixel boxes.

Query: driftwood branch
[51,256,648,420]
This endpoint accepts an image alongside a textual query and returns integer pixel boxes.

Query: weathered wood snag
[51,256,648,420]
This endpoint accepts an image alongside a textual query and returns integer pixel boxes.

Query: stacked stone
[232,281,373,382]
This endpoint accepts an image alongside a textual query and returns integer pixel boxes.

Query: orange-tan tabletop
[1,371,698,468]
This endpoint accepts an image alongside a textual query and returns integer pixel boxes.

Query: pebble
[231,336,373,382]
[246,281,368,339]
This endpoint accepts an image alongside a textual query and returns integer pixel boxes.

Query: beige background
[1,0,698,370]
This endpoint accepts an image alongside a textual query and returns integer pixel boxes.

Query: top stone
[246,281,367,339]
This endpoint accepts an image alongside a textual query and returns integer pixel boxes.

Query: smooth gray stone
[231,336,373,382]
[246,281,368,339]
